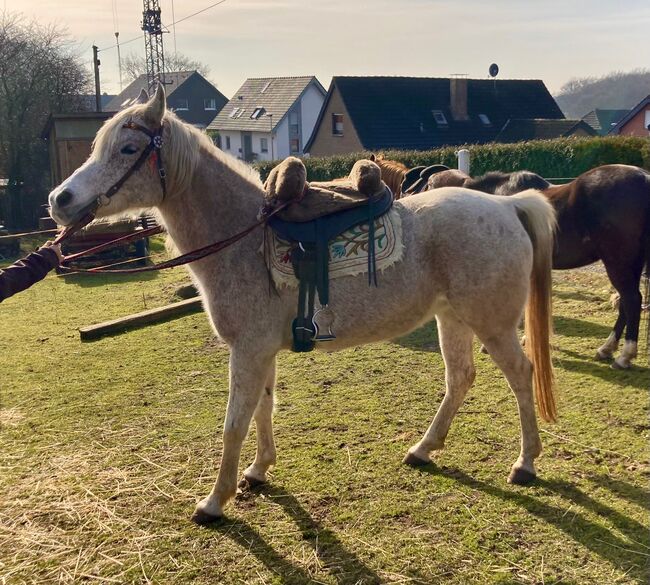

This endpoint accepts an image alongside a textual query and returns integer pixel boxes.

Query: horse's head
[49,85,169,227]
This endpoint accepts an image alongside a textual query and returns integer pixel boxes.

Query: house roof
[608,95,650,135]
[305,76,564,151]
[581,109,630,135]
[207,76,325,132]
[104,71,225,112]
[495,118,596,143]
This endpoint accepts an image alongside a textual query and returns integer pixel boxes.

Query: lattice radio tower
[141,0,167,93]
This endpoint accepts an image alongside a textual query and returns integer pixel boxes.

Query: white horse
[49,86,557,524]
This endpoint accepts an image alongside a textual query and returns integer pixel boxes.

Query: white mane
[92,104,263,196]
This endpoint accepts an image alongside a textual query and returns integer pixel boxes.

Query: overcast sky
[4,0,650,97]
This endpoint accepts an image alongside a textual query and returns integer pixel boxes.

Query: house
[495,118,597,143]
[581,109,630,136]
[608,95,650,136]
[207,76,326,162]
[304,76,565,156]
[104,71,228,129]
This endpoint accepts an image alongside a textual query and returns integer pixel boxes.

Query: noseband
[56,120,166,244]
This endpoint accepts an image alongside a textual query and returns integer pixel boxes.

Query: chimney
[450,75,469,121]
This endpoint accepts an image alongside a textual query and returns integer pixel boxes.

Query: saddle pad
[263,207,404,289]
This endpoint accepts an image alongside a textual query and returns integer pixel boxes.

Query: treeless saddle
[262,157,394,352]
[401,164,450,195]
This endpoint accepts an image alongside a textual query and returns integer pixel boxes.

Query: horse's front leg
[192,348,275,525]
[241,359,277,487]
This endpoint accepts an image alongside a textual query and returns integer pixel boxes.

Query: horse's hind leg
[404,314,475,465]
[480,332,542,484]
[192,348,275,524]
[241,359,277,487]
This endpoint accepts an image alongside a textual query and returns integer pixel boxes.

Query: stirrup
[312,306,336,341]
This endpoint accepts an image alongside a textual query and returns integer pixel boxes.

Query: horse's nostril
[56,190,73,207]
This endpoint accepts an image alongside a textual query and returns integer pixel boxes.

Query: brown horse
[368,154,408,198]
[465,165,650,369]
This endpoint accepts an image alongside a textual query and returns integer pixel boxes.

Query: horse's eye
[121,144,139,155]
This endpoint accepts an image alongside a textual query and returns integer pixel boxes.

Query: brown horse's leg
[601,257,644,369]
[596,309,626,360]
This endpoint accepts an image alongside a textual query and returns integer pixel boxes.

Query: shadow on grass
[588,474,650,512]
[412,465,649,581]
[59,270,159,288]
[555,348,650,391]
[209,485,383,585]
[394,321,440,353]
[554,315,611,339]
[554,289,606,303]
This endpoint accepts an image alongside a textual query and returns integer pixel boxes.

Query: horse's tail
[508,189,558,423]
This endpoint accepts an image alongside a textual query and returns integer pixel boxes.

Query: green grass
[1,242,648,584]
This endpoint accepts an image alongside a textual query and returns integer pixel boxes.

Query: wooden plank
[79,298,203,341]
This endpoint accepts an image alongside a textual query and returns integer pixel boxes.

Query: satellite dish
[489,63,499,78]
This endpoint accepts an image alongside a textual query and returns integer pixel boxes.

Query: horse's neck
[158,147,263,256]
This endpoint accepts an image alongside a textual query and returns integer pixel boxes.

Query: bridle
[54,118,293,274]
[55,120,167,245]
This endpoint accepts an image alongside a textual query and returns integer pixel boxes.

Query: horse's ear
[369,153,376,161]
[144,83,166,125]
[136,88,149,104]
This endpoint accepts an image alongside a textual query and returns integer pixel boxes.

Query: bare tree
[122,51,211,82]
[0,13,90,228]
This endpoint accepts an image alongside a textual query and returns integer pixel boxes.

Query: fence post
[457,149,470,175]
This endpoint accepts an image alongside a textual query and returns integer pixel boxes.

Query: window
[290,138,300,153]
[432,110,447,126]
[645,110,650,131]
[332,113,344,136]
[478,113,491,126]
[289,111,300,137]
[260,137,268,153]
[261,81,272,93]
[176,98,189,111]
[204,98,217,110]
[225,135,231,150]
[250,107,266,119]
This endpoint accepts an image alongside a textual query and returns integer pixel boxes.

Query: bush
[253,136,650,181]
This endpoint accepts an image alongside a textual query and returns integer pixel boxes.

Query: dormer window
[250,107,266,119]
[478,113,492,126]
[229,107,240,118]
[432,110,448,126]
[261,81,272,93]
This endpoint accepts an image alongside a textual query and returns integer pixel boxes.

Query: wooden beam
[79,297,203,341]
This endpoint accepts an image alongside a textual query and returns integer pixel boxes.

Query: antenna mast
[141,0,167,93]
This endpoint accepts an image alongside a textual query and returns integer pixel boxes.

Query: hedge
[253,136,650,182]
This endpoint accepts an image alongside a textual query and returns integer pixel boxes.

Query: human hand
[40,241,64,262]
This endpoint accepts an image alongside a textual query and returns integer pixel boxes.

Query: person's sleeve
[0,248,60,302]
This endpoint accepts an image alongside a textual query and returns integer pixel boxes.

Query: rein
[52,117,292,274]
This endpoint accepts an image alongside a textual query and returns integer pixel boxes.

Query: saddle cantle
[262,157,394,352]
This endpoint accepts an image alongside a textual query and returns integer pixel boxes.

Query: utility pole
[115,32,123,91]
[92,45,102,112]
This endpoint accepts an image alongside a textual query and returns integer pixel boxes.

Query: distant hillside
[554,69,650,118]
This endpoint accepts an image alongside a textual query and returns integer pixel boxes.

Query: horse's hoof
[611,360,630,370]
[238,475,267,489]
[403,452,431,467]
[507,467,536,485]
[190,508,223,526]
[595,351,613,361]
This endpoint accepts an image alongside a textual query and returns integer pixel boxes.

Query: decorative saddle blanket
[263,207,404,289]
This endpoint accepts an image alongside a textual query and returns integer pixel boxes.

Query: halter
[55,120,167,245]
